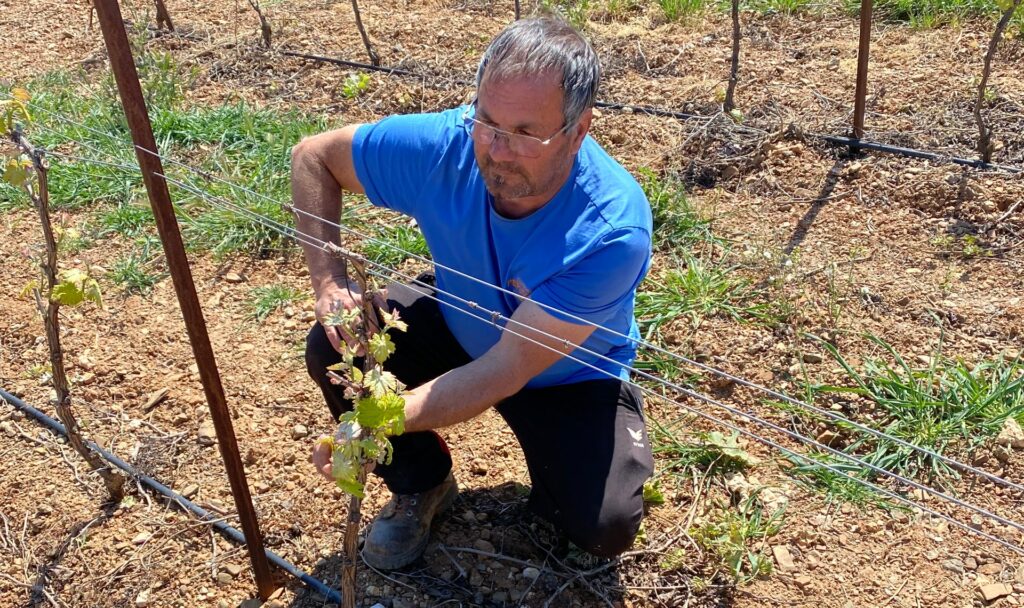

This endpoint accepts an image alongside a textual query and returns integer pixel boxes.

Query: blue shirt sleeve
[529,227,651,327]
[351,111,456,217]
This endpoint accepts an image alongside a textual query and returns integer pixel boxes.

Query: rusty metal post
[852,0,873,142]
[91,0,276,599]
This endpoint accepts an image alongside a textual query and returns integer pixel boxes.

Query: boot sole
[361,481,459,571]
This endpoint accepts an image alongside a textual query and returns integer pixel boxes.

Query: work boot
[361,473,458,570]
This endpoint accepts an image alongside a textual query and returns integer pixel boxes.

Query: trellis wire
[22,101,1024,496]
[20,110,1024,552]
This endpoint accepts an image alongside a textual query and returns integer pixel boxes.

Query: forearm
[402,350,527,433]
[290,127,363,296]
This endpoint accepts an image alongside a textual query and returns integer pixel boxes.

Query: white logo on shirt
[627,427,644,448]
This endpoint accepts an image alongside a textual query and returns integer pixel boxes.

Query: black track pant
[305,278,655,557]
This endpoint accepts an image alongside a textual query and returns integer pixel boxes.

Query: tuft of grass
[811,335,1024,482]
[746,0,814,14]
[97,201,153,238]
[247,284,304,321]
[362,223,431,267]
[690,491,784,583]
[784,451,898,510]
[638,168,720,252]
[844,0,1024,33]
[109,252,162,294]
[538,0,592,29]
[636,256,768,340]
[659,0,707,21]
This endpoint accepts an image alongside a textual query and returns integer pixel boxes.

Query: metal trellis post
[91,0,277,599]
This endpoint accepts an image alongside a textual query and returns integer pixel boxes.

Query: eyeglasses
[461,102,574,159]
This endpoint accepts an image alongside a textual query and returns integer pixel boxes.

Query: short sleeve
[529,227,652,326]
[351,111,455,216]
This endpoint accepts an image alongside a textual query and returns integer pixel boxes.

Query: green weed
[653,420,759,477]
[785,451,897,509]
[342,73,371,99]
[247,284,304,321]
[638,168,719,252]
[538,0,592,29]
[745,0,814,14]
[845,0,1024,34]
[636,256,768,340]
[362,223,431,267]
[109,252,162,294]
[691,491,784,583]
[97,201,153,238]
[659,0,707,21]
[811,335,1024,482]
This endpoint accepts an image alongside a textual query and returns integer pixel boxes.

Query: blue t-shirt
[352,107,652,388]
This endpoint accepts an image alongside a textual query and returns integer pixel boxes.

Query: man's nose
[487,133,517,162]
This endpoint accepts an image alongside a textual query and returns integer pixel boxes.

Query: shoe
[361,472,458,570]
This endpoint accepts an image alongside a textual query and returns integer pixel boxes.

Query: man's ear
[568,108,593,154]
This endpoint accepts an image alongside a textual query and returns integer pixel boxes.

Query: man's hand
[314,278,387,354]
[310,419,374,483]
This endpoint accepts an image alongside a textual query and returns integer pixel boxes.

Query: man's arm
[401,301,597,432]
[290,125,368,353]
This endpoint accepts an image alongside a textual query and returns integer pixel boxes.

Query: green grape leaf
[379,309,408,333]
[643,479,666,505]
[354,392,405,434]
[706,431,760,466]
[3,158,31,187]
[362,367,400,397]
[368,332,396,363]
[19,280,39,299]
[50,269,103,308]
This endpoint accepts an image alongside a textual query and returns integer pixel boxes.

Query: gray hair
[475,16,601,128]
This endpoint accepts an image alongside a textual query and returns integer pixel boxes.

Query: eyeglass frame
[461,100,578,157]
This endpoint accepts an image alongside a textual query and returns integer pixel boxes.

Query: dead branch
[350,0,380,67]
[974,0,1022,163]
[724,0,741,113]
[10,130,125,503]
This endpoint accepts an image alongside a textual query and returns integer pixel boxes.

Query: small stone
[491,591,509,603]
[794,575,812,589]
[284,306,296,318]
[816,430,842,447]
[292,424,309,440]
[522,567,541,580]
[77,372,96,386]
[978,563,1003,576]
[216,572,233,585]
[223,272,245,283]
[942,559,965,574]
[239,600,261,608]
[965,556,979,571]
[223,563,243,577]
[995,418,1024,449]
[978,582,1012,602]
[198,421,216,446]
[1016,563,1024,584]
[801,352,823,364]
[300,311,316,323]
[132,531,152,545]
[471,459,488,475]
[179,484,199,499]
[772,545,797,572]
[135,589,150,607]
[473,539,496,553]
[392,598,412,608]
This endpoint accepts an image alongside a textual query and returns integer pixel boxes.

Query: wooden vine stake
[2,94,126,502]
[974,0,1022,163]
[313,244,408,608]
[723,0,741,114]
[350,0,380,66]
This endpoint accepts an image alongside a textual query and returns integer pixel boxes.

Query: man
[292,16,654,570]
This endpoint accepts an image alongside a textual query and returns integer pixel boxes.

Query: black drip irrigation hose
[281,49,1023,175]
[0,388,343,606]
